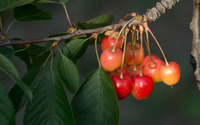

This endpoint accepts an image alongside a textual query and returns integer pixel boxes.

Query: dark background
[1,0,198,125]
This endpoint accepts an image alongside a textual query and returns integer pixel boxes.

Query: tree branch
[0,0,180,47]
[190,0,200,90]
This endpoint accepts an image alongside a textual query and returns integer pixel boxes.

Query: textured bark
[190,0,200,90]
[0,0,180,47]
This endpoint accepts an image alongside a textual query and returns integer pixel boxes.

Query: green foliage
[24,70,75,125]
[71,68,119,125]
[0,47,14,58]
[14,4,52,22]
[9,67,42,113]
[74,13,114,29]
[63,39,89,63]
[0,82,16,125]
[0,0,34,12]
[0,53,32,102]
[58,55,79,94]
[37,0,68,4]
[0,1,119,125]
[13,44,50,70]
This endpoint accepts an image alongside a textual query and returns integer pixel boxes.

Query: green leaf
[74,13,114,29]
[63,39,89,63]
[24,70,75,125]
[0,82,16,125]
[71,68,119,125]
[58,55,79,94]
[13,44,50,70]
[0,53,32,101]
[14,4,52,22]
[0,0,34,12]
[9,67,42,113]
[0,47,13,58]
[37,0,68,4]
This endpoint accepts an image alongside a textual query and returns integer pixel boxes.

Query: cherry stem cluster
[120,28,128,79]
[139,26,144,77]
[144,23,169,66]
[112,18,136,52]
[131,31,137,71]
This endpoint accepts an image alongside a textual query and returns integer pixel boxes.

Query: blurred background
[1,0,198,125]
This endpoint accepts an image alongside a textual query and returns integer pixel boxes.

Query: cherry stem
[14,46,29,53]
[94,35,101,68]
[120,34,125,49]
[6,20,15,34]
[0,15,4,36]
[112,18,134,52]
[50,47,55,69]
[62,4,73,28]
[147,28,169,66]
[57,46,63,56]
[139,26,143,77]
[120,29,128,79]
[131,31,137,71]
[42,50,53,68]
[143,31,155,67]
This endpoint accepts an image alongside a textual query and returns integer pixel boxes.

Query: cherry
[142,55,159,67]
[132,75,154,100]
[111,74,133,100]
[107,71,118,77]
[100,48,123,72]
[125,42,144,66]
[101,36,123,51]
[127,65,142,77]
[143,58,164,83]
[107,66,128,77]
[159,62,181,86]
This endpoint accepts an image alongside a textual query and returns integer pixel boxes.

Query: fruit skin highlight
[111,74,133,100]
[159,62,181,86]
[125,42,144,66]
[132,76,154,100]
[100,48,123,72]
[101,36,123,51]
[143,58,164,83]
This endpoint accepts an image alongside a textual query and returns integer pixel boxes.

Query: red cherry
[100,48,123,72]
[159,62,181,86]
[107,71,118,77]
[142,55,159,67]
[125,42,144,66]
[111,74,133,100]
[127,66,142,77]
[143,58,164,83]
[107,66,128,77]
[132,75,154,100]
[101,36,123,51]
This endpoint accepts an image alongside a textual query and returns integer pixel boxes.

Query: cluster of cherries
[99,22,181,100]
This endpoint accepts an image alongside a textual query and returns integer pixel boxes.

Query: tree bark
[190,0,200,89]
